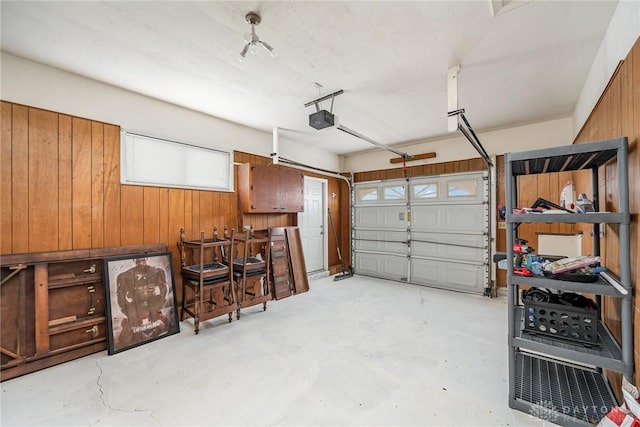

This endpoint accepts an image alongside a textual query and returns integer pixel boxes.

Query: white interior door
[298,177,327,273]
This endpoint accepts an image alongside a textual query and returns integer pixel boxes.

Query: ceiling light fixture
[239,12,278,60]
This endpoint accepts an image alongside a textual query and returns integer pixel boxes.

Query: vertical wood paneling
[11,105,29,254]
[143,187,160,244]
[191,191,200,239]
[120,186,144,245]
[168,189,185,289]
[200,191,213,233]
[103,124,121,247]
[159,188,170,247]
[91,122,104,248]
[211,191,220,228]
[536,173,551,235]
[557,171,574,235]
[222,192,235,231]
[573,38,639,393]
[1,102,13,253]
[29,108,58,252]
[183,190,193,239]
[58,115,73,250]
[72,118,92,249]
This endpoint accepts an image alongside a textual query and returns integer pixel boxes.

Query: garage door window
[383,185,405,200]
[448,179,478,197]
[413,183,438,199]
[357,187,378,202]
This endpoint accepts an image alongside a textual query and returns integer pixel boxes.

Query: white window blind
[121,131,233,192]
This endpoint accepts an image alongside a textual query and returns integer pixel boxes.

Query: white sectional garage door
[353,172,488,294]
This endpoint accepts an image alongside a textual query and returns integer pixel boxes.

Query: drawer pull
[87,307,96,315]
[87,286,95,293]
[85,325,98,335]
[84,265,96,274]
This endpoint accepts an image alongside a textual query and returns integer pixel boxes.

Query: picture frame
[103,252,180,355]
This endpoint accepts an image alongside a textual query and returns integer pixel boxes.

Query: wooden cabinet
[238,164,304,213]
[0,244,166,381]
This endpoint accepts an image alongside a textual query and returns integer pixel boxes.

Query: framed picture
[103,252,180,355]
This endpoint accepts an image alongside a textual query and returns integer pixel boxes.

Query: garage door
[353,172,488,294]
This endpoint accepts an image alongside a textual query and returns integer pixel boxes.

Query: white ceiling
[1,1,618,155]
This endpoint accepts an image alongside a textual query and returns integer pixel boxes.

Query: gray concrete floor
[1,275,550,426]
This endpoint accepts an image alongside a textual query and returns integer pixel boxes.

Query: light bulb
[261,41,278,58]
[249,43,257,55]
[239,43,249,61]
[243,32,252,43]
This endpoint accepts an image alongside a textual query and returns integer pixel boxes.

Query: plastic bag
[598,378,640,426]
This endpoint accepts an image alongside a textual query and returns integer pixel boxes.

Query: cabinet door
[250,165,280,213]
[278,168,304,212]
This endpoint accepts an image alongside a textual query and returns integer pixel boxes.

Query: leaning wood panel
[103,124,121,248]
[284,227,309,293]
[143,187,160,244]
[29,108,59,252]
[270,227,292,300]
[120,186,144,246]
[11,105,29,254]
[58,115,73,251]
[72,117,93,249]
[91,122,104,249]
[1,102,12,254]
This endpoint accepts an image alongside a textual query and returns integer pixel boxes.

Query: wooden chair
[230,228,272,319]
[178,228,237,334]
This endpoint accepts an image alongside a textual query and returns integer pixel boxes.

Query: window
[357,187,378,201]
[121,131,233,191]
[413,183,438,199]
[383,185,405,200]
[447,179,478,197]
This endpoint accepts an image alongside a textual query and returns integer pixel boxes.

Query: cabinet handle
[84,265,96,274]
[85,325,98,334]
[87,286,95,293]
[87,307,96,315]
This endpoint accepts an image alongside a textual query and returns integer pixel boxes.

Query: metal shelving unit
[505,137,633,426]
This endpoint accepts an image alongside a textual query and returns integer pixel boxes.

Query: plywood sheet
[285,227,309,293]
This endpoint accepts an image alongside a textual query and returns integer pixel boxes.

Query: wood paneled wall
[353,157,488,182]
[0,107,351,308]
[0,102,232,307]
[573,37,640,393]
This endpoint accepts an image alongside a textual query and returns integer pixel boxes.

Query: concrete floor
[1,275,551,426]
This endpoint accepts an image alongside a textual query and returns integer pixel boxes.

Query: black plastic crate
[522,299,599,347]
